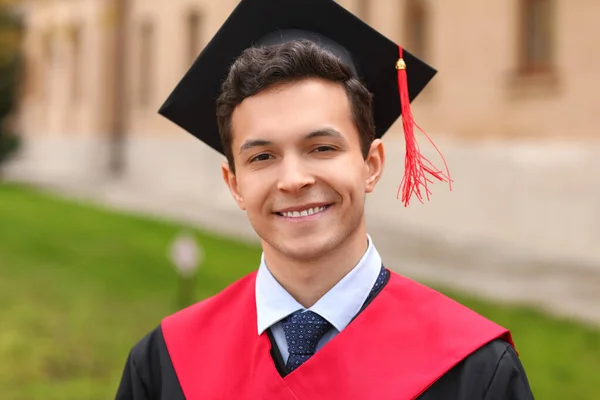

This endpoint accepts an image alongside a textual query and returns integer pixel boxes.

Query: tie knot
[282,310,332,356]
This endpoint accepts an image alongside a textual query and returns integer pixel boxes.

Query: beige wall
[8,0,600,288]
[124,0,241,136]
[16,0,600,140]
[19,0,116,136]
[422,0,600,141]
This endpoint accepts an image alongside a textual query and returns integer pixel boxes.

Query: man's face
[222,78,384,261]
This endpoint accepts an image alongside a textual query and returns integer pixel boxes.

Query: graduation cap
[158,0,451,206]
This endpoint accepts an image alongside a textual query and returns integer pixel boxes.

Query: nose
[276,156,315,193]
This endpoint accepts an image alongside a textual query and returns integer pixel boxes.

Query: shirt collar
[255,234,382,335]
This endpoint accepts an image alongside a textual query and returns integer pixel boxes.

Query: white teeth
[307,207,322,215]
[281,206,327,218]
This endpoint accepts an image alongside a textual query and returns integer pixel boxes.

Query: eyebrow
[238,128,345,154]
[238,139,272,154]
[305,128,345,141]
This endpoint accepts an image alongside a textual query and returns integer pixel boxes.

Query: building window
[41,32,53,102]
[186,10,203,66]
[21,52,34,98]
[22,36,41,100]
[138,20,154,108]
[405,0,429,61]
[518,0,555,74]
[69,25,82,103]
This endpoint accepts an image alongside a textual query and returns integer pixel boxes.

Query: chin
[264,230,347,261]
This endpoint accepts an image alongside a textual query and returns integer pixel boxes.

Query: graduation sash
[161,269,513,399]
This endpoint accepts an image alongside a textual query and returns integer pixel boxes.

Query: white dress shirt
[255,235,383,363]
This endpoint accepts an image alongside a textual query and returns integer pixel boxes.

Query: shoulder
[384,271,514,345]
[115,325,168,399]
[124,272,258,386]
[122,272,258,398]
[129,324,165,366]
[127,325,173,383]
[478,339,534,398]
[454,338,517,382]
[119,325,186,399]
[423,338,533,399]
[461,338,533,399]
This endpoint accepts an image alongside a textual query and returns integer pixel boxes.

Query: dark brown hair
[216,39,375,173]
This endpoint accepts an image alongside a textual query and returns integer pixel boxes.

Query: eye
[249,153,273,163]
[313,145,335,153]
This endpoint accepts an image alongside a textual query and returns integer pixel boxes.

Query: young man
[116,0,534,399]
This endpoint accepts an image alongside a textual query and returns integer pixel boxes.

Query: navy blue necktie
[281,266,388,372]
[282,310,332,372]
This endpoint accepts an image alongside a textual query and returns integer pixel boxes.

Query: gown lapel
[282,272,512,399]
[162,269,511,400]
[162,273,299,400]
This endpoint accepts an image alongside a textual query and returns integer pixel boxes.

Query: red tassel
[396,45,452,207]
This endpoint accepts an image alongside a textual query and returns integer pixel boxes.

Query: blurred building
[7,1,600,322]
[14,0,600,140]
[7,0,600,284]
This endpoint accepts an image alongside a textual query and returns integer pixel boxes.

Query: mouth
[274,204,332,218]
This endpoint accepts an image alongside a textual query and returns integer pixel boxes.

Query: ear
[221,162,246,211]
[365,139,385,193]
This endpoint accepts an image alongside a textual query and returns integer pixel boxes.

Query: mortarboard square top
[158,0,451,206]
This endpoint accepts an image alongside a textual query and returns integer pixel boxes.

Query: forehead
[230,78,356,145]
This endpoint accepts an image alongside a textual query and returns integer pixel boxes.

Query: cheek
[237,174,273,211]
[326,164,368,198]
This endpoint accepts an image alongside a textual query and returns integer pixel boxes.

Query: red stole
[162,270,513,399]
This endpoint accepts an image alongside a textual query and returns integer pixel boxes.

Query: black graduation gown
[115,327,533,399]
[115,271,535,399]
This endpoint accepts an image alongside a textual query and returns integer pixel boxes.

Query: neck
[262,227,369,309]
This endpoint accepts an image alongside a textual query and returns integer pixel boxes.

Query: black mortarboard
[158,0,451,206]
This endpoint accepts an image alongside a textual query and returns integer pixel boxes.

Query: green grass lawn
[0,183,598,399]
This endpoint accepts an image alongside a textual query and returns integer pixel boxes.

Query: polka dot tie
[282,310,332,372]
[369,266,388,299]
[281,267,388,372]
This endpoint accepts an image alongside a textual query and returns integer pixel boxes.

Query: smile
[275,205,330,218]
